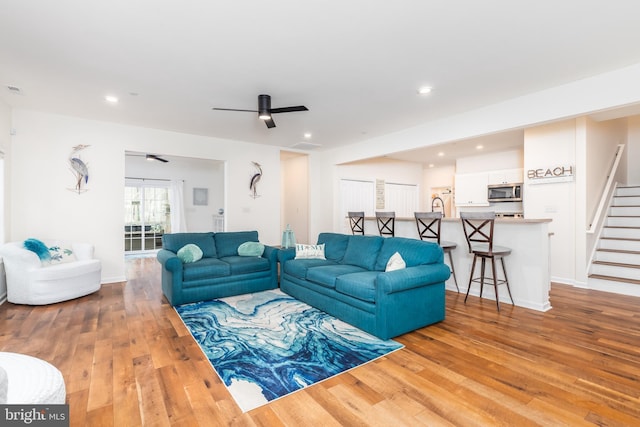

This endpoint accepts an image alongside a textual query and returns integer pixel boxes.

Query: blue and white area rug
[175,289,403,412]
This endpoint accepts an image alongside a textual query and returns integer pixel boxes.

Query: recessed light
[104,95,119,104]
[428,163,435,168]
[303,133,312,139]
[417,86,432,95]
[476,144,484,150]
[437,152,444,157]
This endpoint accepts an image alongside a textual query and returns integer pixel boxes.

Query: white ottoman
[0,352,66,404]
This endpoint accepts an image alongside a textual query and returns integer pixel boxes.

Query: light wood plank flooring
[1,256,639,426]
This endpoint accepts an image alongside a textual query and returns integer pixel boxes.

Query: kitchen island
[360,216,552,311]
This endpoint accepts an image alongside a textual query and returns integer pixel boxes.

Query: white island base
[362,217,552,312]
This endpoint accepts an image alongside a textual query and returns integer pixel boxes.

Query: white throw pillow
[49,246,75,264]
[385,251,406,272]
[295,243,326,260]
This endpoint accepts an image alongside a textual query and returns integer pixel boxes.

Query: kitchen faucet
[431,196,445,217]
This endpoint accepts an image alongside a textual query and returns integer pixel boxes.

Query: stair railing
[587,144,625,234]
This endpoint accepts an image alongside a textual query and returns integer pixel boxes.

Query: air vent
[6,85,22,94]
[289,142,321,151]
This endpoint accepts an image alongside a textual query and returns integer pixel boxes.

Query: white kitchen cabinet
[454,172,489,206]
[488,168,523,185]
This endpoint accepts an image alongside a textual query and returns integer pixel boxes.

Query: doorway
[124,184,170,252]
[281,151,309,244]
[124,151,225,254]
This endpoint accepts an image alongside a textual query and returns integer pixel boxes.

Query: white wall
[308,152,333,242]
[585,117,628,223]
[337,157,424,184]
[0,100,10,243]
[422,165,455,211]
[10,110,282,283]
[125,154,225,232]
[0,99,10,301]
[524,120,577,284]
[628,116,640,184]
[455,149,524,174]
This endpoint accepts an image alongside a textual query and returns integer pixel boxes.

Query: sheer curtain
[169,180,187,233]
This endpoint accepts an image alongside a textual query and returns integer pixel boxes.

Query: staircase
[589,185,640,296]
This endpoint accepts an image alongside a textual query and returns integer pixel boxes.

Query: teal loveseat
[157,231,279,305]
[278,233,450,339]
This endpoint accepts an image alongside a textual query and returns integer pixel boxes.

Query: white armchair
[0,240,102,305]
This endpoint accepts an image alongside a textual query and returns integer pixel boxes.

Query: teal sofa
[157,231,279,305]
[278,233,450,340]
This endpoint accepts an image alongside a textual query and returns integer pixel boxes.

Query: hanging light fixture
[258,94,271,120]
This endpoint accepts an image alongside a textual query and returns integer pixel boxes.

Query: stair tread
[600,237,640,242]
[592,260,640,269]
[594,186,640,285]
[597,248,640,255]
[588,274,640,285]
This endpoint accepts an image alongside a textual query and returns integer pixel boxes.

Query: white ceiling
[2,1,640,156]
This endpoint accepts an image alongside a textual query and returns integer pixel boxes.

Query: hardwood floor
[1,256,639,426]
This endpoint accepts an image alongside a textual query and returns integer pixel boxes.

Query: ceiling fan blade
[270,105,309,114]
[264,117,276,128]
[212,107,258,113]
[146,154,169,163]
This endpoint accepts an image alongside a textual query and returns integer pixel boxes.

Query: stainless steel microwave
[488,183,523,202]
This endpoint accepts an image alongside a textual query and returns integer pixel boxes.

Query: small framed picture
[193,188,208,206]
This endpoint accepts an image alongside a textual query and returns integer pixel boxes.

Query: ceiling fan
[126,153,169,163]
[212,94,308,128]
[145,154,168,163]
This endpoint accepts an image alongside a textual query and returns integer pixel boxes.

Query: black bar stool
[375,211,395,237]
[460,211,514,311]
[348,211,365,235]
[414,212,459,292]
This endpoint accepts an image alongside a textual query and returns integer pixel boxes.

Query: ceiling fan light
[258,94,271,120]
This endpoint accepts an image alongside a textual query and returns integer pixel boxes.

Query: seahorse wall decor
[69,144,90,194]
[249,161,262,199]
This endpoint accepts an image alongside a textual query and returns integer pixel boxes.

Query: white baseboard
[550,276,585,287]
[101,275,127,284]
